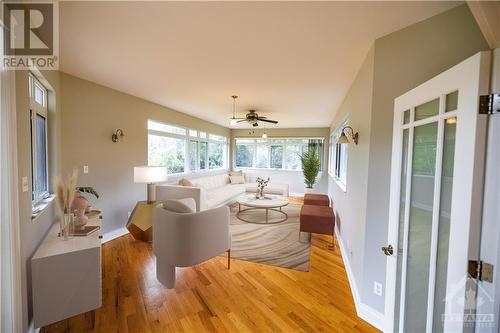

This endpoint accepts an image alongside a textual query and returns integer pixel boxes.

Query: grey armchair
[152,198,231,289]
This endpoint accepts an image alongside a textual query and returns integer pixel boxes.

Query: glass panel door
[404,122,438,332]
[395,96,459,332]
[388,52,490,333]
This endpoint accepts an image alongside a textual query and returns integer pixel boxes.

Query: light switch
[22,176,29,192]
[83,165,89,174]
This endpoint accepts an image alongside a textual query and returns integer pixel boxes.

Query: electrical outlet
[83,165,89,174]
[373,282,383,296]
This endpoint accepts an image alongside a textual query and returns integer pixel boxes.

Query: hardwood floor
[43,198,379,333]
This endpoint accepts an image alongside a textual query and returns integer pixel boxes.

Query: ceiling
[60,1,461,129]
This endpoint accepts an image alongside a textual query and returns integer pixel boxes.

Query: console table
[31,211,102,329]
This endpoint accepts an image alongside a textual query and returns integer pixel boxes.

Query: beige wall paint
[15,69,62,332]
[231,127,330,194]
[328,45,374,292]
[59,72,230,234]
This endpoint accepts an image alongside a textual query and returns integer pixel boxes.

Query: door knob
[382,245,394,256]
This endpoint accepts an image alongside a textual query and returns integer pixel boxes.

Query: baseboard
[334,227,386,331]
[102,227,129,243]
[28,321,40,333]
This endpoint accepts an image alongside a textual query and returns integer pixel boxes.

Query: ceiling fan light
[262,133,268,139]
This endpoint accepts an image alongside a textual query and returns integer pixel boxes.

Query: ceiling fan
[237,110,278,127]
[229,96,278,127]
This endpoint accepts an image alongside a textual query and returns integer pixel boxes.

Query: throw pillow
[177,178,193,186]
[162,198,196,213]
[229,175,245,184]
[229,170,243,176]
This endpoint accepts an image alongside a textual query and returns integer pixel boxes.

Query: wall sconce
[337,126,358,145]
[111,129,124,143]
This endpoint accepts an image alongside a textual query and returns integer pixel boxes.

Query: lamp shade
[336,132,350,144]
[134,166,168,184]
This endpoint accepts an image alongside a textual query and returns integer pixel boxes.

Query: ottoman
[300,204,335,249]
[304,193,330,206]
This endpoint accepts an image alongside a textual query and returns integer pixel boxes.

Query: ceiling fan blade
[237,119,248,123]
[258,118,278,124]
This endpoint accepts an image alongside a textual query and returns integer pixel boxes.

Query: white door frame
[476,48,500,333]
[384,51,491,332]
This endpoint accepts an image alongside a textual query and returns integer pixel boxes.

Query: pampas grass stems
[53,168,79,238]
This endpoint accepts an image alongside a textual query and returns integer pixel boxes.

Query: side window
[29,74,49,204]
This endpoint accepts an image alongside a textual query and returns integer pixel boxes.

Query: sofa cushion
[177,178,193,186]
[162,198,196,213]
[229,175,245,184]
[207,184,245,208]
[191,174,229,190]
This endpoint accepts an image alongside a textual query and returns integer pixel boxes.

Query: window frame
[147,119,228,175]
[234,137,324,171]
[29,73,49,205]
[329,119,349,192]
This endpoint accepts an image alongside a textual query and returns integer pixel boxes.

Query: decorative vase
[71,192,89,213]
[60,213,74,240]
[73,209,89,231]
[255,177,270,199]
[304,187,314,194]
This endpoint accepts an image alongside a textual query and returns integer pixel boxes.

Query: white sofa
[156,173,289,211]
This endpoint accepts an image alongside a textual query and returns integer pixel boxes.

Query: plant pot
[71,192,89,213]
[73,210,89,231]
[304,187,314,194]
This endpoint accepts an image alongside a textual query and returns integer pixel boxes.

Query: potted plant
[71,186,99,213]
[300,149,321,193]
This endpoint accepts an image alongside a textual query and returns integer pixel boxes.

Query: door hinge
[468,260,494,283]
[479,94,500,115]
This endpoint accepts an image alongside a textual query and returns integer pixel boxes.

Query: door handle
[382,245,394,256]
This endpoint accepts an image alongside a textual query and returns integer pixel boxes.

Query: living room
[1,2,499,333]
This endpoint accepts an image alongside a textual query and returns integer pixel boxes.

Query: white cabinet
[31,214,102,329]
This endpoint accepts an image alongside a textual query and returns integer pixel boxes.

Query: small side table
[126,201,160,242]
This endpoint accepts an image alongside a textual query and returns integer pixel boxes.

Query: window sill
[330,176,347,193]
[167,168,229,179]
[235,167,324,173]
[32,194,55,220]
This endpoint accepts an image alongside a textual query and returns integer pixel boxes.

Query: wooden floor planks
[42,198,379,333]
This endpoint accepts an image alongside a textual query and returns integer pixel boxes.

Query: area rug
[228,204,311,272]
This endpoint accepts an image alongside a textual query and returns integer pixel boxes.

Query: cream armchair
[152,198,231,289]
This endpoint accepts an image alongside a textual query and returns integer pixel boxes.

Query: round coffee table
[236,194,289,224]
